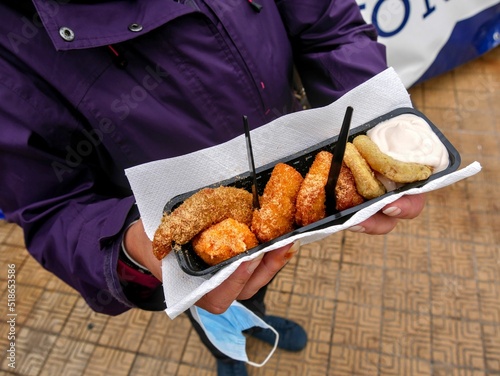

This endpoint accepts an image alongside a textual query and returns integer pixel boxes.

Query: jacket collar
[31,0,198,51]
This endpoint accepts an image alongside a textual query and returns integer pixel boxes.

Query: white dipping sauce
[366,114,449,173]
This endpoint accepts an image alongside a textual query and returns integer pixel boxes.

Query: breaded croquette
[192,218,259,266]
[295,151,332,226]
[251,163,303,243]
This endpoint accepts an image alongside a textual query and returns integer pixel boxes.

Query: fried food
[343,142,386,199]
[353,135,433,183]
[295,151,331,226]
[334,163,365,211]
[251,163,303,243]
[152,186,253,260]
[192,218,259,266]
[296,150,366,225]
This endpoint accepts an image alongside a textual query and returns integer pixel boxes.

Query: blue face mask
[190,302,279,367]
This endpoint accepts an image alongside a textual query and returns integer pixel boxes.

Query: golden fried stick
[295,151,332,226]
[343,142,386,199]
[192,218,259,266]
[353,135,433,183]
[152,186,253,260]
[251,163,303,243]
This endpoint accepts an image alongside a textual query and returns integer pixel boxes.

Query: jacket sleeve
[0,69,140,316]
[275,0,388,107]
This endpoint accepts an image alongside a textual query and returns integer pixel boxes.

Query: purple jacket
[0,0,386,315]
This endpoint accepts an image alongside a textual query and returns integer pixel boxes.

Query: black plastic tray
[165,107,461,276]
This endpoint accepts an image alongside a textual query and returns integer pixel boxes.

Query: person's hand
[348,193,426,234]
[123,219,299,314]
[123,219,162,280]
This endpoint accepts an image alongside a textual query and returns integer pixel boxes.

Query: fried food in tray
[343,142,386,199]
[295,151,364,227]
[353,135,433,183]
[160,108,460,276]
[192,218,259,266]
[152,186,253,260]
[335,163,365,211]
[251,163,303,243]
[295,151,332,227]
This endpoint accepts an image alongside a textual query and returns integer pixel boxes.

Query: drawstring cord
[247,0,263,12]
[107,44,128,69]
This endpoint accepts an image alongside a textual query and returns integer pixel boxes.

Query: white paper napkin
[125,67,481,318]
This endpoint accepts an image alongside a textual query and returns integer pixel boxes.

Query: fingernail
[247,256,263,273]
[348,225,365,233]
[284,241,301,261]
[383,206,401,217]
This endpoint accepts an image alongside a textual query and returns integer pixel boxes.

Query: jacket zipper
[201,0,269,117]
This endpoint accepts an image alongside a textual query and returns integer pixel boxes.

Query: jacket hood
[31,0,197,50]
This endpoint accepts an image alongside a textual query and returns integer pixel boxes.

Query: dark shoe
[217,359,248,376]
[250,315,307,352]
